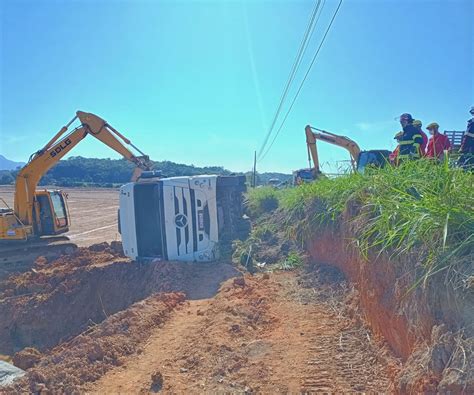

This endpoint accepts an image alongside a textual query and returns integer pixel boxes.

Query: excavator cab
[33,190,69,236]
[356,150,392,173]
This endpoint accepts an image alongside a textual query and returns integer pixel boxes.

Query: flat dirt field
[0,186,119,246]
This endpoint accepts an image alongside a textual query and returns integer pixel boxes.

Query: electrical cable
[259,0,343,161]
[257,0,322,159]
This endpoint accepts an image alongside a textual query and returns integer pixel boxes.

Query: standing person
[458,106,474,169]
[397,113,423,164]
[425,122,451,160]
[413,120,428,156]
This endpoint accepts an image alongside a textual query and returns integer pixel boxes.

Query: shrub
[245,187,280,218]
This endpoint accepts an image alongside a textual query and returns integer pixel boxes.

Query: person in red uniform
[425,122,451,160]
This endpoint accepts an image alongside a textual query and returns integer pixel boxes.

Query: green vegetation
[275,251,305,271]
[245,186,280,217]
[0,156,290,187]
[41,156,230,187]
[246,160,474,282]
[232,219,305,273]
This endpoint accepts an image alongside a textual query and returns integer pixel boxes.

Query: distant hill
[0,155,25,171]
[0,156,291,187]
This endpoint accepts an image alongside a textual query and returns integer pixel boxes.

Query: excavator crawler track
[0,237,77,280]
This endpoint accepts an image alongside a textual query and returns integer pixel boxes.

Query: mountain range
[0,155,25,170]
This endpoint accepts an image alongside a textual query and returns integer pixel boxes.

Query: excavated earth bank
[7,293,185,393]
[307,222,473,393]
[0,242,239,355]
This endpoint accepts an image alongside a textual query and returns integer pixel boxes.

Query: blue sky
[1,0,472,173]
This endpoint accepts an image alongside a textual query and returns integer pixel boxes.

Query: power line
[257,0,322,159]
[259,0,343,162]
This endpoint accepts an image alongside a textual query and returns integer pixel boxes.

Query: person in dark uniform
[397,113,424,165]
[412,120,428,156]
[458,106,474,170]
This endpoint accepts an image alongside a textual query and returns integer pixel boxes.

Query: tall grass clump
[355,160,473,279]
[280,172,367,224]
[245,186,280,218]
[278,159,473,281]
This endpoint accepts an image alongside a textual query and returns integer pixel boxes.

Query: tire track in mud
[293,266,396,393]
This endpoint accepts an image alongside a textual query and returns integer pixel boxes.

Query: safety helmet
[413,120,422,127]
[426,122,439,130]
[470,106,474,115]
[400,113,413,122]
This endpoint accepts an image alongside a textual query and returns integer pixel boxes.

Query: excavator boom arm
[14,111,151,225]
[305,125,361,173]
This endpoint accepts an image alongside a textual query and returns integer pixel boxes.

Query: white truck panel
[119,183,138,260]
[162,175,219,262]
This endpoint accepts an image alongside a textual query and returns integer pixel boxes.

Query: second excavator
[293,125,391,184]
[0,111,152,277]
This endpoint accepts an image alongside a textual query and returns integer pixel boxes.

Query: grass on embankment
[246,160,473,284]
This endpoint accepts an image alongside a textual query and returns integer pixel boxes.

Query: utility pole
[252,151,257,188]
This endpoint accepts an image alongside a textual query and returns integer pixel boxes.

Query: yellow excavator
[293,125,391,184]
[0,111,152,275]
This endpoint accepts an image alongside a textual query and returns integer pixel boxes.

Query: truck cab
[119,175,248,262]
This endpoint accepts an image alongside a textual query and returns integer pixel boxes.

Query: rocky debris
[150,370,164,392]
[233,277,246,288]
[12,348,42,370]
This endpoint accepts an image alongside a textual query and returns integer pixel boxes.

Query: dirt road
[89,268,397,393]
[0,186,119,246]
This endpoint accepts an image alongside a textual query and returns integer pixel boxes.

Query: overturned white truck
[119,174,249,262]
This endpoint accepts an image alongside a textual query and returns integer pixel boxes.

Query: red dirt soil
[89,267,398,393]
[1,248,400,393]
[7,293,185,394]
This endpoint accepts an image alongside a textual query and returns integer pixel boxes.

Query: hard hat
[426,122,439,130]
[470,106,474,115]
[400,113,413,122]
[413,120,422,127]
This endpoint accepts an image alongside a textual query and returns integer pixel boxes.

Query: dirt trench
[6,263,399,393]
[308,229,474,393]
[0,243,239,355]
